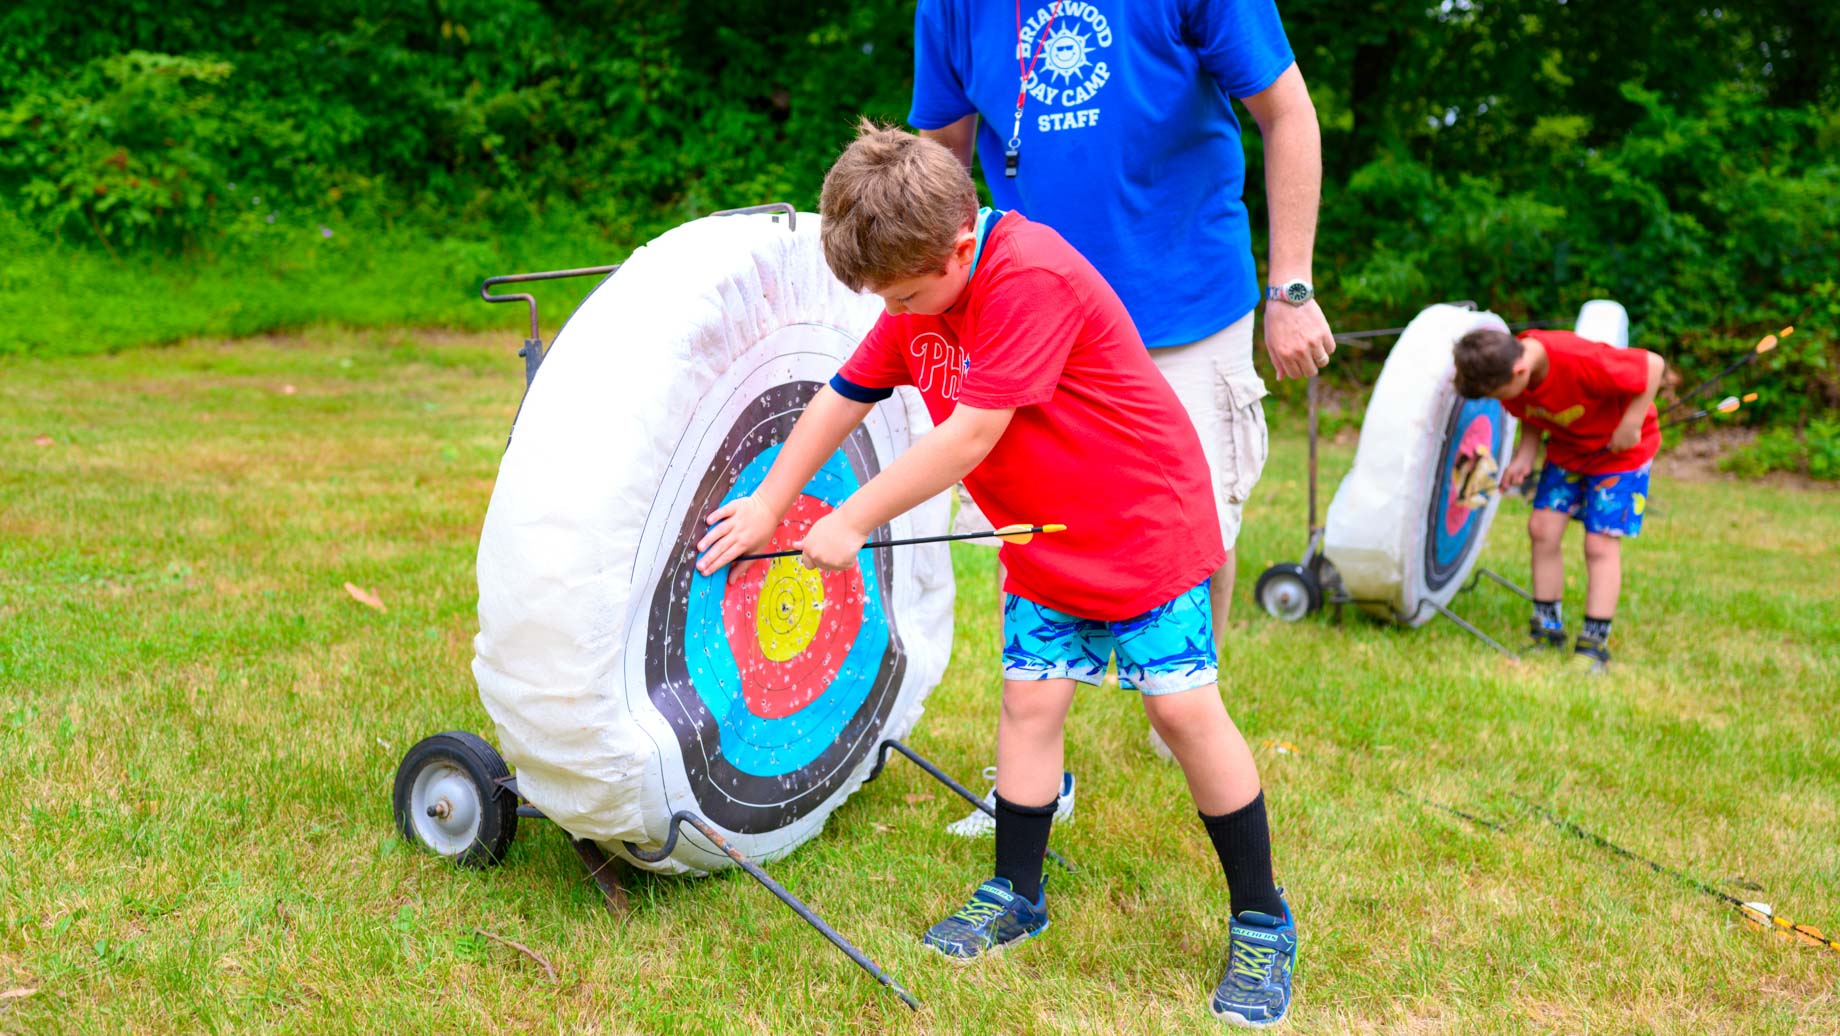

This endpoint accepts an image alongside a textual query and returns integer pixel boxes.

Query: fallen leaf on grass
[871,823,893,834]
[280,384,298,395]
[344,582,387,612]
[902,793,934,805]
[0,988,38,1002]
[32,435,53,447]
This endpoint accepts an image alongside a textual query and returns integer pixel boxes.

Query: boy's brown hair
[1452,328,1524,398]
[819,119,978,292]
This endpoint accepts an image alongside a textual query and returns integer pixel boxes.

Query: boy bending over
[1453,327,1664,672]
[695,124,1297,1026]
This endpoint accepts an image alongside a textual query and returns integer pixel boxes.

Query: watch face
[1285,281,1312,305]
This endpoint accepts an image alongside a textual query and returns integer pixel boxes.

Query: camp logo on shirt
[1527,403,1586,427]
[1019,2,1112,132]
[909,332,970,399]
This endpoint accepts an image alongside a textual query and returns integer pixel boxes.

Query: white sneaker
[945,768,1076,837]
[1147,726,1177,762]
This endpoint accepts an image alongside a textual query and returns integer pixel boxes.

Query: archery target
[471,213,954,875]
[1323,304,1519,626]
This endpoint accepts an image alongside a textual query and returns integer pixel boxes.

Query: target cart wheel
[1255,563,1321,622]
[393,731,519,868]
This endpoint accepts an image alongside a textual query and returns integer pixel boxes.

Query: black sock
[993,793,1056,902]
[1200,791,1284,918]
[1582,615,1613,642]
[1533,599,1563,629]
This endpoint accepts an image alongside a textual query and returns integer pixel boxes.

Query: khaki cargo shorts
[952,313,1268,550]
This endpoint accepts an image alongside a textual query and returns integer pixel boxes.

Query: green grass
[2,330,1838,1034]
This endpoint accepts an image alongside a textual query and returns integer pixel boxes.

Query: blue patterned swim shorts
[1001,581,1218,696]
[1532,461,1651,538]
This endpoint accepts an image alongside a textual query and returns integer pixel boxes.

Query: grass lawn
[2,330,1837,1035]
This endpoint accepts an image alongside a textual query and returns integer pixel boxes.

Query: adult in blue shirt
[913,0,1334,637]
[912,1,1326,1026]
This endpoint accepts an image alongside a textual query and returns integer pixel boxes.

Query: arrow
[1663,327,1790,417]
[1659,392,1756,430]
[737,523,1067,563]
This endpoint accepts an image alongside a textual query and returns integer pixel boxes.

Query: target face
[627,340,914,835]
[1424,397,1511,592]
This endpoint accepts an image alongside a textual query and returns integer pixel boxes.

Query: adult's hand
[1263,298,1336,381]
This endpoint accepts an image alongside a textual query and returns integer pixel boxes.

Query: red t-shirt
[1508,329,1659,474]
[837,214,1223,620]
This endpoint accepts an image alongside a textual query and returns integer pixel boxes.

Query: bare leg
[1142,684,1261,815]
[1211,551,1235,652]
[1582,532,1622,618]
[994,678,1078,806]
[1529,508,1569,601]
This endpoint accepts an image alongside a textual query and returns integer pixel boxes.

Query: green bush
[1720,419,1840,481]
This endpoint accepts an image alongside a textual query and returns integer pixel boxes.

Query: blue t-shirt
[910,0,1294,347]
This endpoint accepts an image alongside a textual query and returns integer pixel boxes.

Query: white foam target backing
[470,213,954,875]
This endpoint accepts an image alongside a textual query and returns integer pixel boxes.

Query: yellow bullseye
[756,556,824,662]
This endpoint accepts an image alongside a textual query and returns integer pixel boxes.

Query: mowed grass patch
[1,331,1837,1034]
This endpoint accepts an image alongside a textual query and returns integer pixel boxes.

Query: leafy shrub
[1720,419,1840,480]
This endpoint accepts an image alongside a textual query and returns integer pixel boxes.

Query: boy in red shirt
[695,124,1297,1026]
[1453,328,1665,671]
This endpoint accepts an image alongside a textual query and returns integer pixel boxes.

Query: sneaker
[945,769,1075,837]
[921,877,1050,961]
[1571,635,1610,674]
[1211,893,1297,1027]
[1148,725,1177,762]
[1528,619,1566,651]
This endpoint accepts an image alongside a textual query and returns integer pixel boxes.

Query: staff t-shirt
[909,0,1294,347]
[832,213,1223,620]
[1508,330,1660,474]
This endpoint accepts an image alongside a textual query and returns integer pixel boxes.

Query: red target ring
[720,494,866,719]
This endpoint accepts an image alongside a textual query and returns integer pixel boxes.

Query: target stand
[1254,302,1534,657]
[394,203,1070,1010]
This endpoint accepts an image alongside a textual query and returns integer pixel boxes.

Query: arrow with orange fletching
[1660,392,1757,430]
[737,523,1067,562]
[1663,326,1791,417]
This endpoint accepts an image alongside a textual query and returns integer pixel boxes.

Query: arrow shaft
[1663,351,1761,416]
[736,525,1051,563]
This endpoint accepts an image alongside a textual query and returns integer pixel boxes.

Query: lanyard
[1008,0,1065,178]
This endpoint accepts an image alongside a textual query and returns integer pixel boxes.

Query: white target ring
[471,213,954,875]
[1323,304,1520,626]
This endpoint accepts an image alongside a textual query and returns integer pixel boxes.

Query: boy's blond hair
[819,120,978,292]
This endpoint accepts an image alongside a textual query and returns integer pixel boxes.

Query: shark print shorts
[1532,461,1651,538]
[1001,581,1219,695]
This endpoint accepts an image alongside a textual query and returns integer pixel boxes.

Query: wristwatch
[1267,280,1314,306]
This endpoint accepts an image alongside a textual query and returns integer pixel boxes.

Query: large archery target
[471,213,954,875]
[1323,304,1519,626]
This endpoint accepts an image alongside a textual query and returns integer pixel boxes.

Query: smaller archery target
[1323,304,1519,625]
[1426,397,1511,592]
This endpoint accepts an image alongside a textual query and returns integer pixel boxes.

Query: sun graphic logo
[1041,27,1093,84]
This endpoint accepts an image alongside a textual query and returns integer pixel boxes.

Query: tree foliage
[1,0,1834,418]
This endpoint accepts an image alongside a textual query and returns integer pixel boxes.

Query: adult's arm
[1239,63,1336,382]
[919,115,979,170]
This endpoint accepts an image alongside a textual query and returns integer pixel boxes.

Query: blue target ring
[682,444,892,776]
[1425,396,1510,590]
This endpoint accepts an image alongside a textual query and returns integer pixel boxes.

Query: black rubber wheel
[392,731,518,868]
[1255,563,1322,622]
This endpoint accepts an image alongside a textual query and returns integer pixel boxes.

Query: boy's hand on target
[696,495,778,577]
[1502,454,1534,491]
[798,511,868,571]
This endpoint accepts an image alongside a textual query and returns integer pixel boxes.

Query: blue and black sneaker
[1211,892,1297,1027]
[921,877,1049,961]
